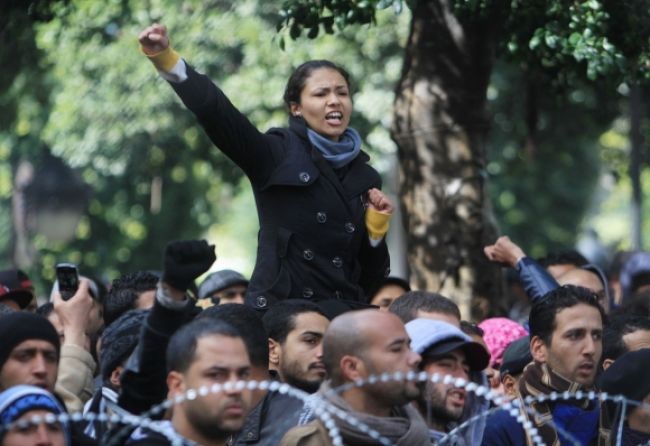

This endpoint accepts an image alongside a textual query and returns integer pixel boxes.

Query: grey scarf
[317,380,431,445]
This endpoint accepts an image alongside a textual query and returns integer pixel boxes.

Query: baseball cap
[198,270,249,299]
[499,335,532,378]
[0,269,34,309]
[406,318,490,372]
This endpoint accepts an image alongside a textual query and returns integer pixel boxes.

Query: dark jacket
[232,390,305,445]
[170,64,389,309]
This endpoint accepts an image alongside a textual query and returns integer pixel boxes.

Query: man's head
[557,265,610,312]
[198,270,248,305]
[262,300,329,393]
[538,250,588,279]
[0,385,69,446]
[166,318,252,442]
[0,313,60,392]
[322,310,421,414]
[0,269,34,311]
[601,314,650,370]
[369,277,410,311]
[406,319,489,429]
[499,336,532,397]
[100,309,148,390]
[198,303,269,393]
[104,271,158,326]
[529,285,605,385]
[389,291,461,327]
[599,348,650,434]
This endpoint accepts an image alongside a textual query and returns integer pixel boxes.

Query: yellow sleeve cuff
[141,45,180,72]
[365,207,391,240]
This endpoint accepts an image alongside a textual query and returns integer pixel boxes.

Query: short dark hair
[602,314,650,362]
[283,60,351,109]
[35,302,54,318]
[389,291,461,324]
[262,299,328,345]
[166,318,242,373]
[460,320,484,338]
[104,271,158,326]
[538,250,588,268]
[529,285,606,345]
[197,304,268,369]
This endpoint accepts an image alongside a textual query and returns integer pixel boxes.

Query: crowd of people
[1,21,649,446]
[0,235,649,446]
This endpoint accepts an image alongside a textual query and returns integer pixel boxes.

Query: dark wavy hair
[283,60,351,110]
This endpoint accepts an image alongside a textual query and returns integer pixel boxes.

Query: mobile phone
[56,263,79,301]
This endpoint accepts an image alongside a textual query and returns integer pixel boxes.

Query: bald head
[557,269,603,293]
[322,310,405,384]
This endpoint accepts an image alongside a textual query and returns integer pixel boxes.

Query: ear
[340,355,365,382]
[601,358,614,370]
[502,374,517,397]
[110,365,123,389]
[289,102,302,117]
[530,335,547,363]
[167,371,185,397]
[268,338,281,367]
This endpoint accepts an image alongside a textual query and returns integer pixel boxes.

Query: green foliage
[1,0,408,295]
[280,0,650,85]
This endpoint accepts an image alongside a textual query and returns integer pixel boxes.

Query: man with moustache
[262,300,330,393]
[406,318,490,445]
[482,285,608,446]
[280,310,430,445]
[126,318,253,446]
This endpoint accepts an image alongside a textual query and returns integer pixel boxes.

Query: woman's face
[290,68,352,141]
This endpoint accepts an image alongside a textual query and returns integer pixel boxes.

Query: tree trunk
[391,0,504,318]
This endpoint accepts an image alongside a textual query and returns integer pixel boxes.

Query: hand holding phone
[56,263,79,301]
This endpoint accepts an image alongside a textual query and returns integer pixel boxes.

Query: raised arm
[138,24,281,184]
[484,236,558,302]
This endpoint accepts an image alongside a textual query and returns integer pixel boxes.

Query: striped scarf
[517,362,611,446]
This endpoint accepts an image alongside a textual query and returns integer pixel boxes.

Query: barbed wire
[3,372,649,446]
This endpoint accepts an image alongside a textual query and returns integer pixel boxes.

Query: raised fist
[162,240,216,292]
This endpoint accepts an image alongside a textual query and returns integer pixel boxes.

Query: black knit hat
[599,348,650,402]
[0,312,60,370]
[100,309,148,382]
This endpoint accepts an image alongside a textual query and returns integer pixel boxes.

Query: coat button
[299,172,310,183]
[246,432,254,439]
[256,296,267,308]
[344,222,355,233]
[316,212,327,223]
[332,257,343,268]
[334,291,342,299]
[303,249,314,261]
[303,288,314,298]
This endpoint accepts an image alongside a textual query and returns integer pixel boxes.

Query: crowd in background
[0,235,648,445]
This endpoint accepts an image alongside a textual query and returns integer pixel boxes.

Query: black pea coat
[170,64,390,310]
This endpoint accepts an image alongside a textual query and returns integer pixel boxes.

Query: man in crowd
[369,276,410,310]
[281,310,429,445]
[199,304,304,445]
[262,300,330,393]
[389,291,461,327]
[0,268,35,311]
[126,318,253,446]
[104,271,159,326]
[198,269,248,305]
[482,285,607,445]
[407,318,490,445]
[601,313,650,370]
[498,336,532,398]
[599,348,650,445]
